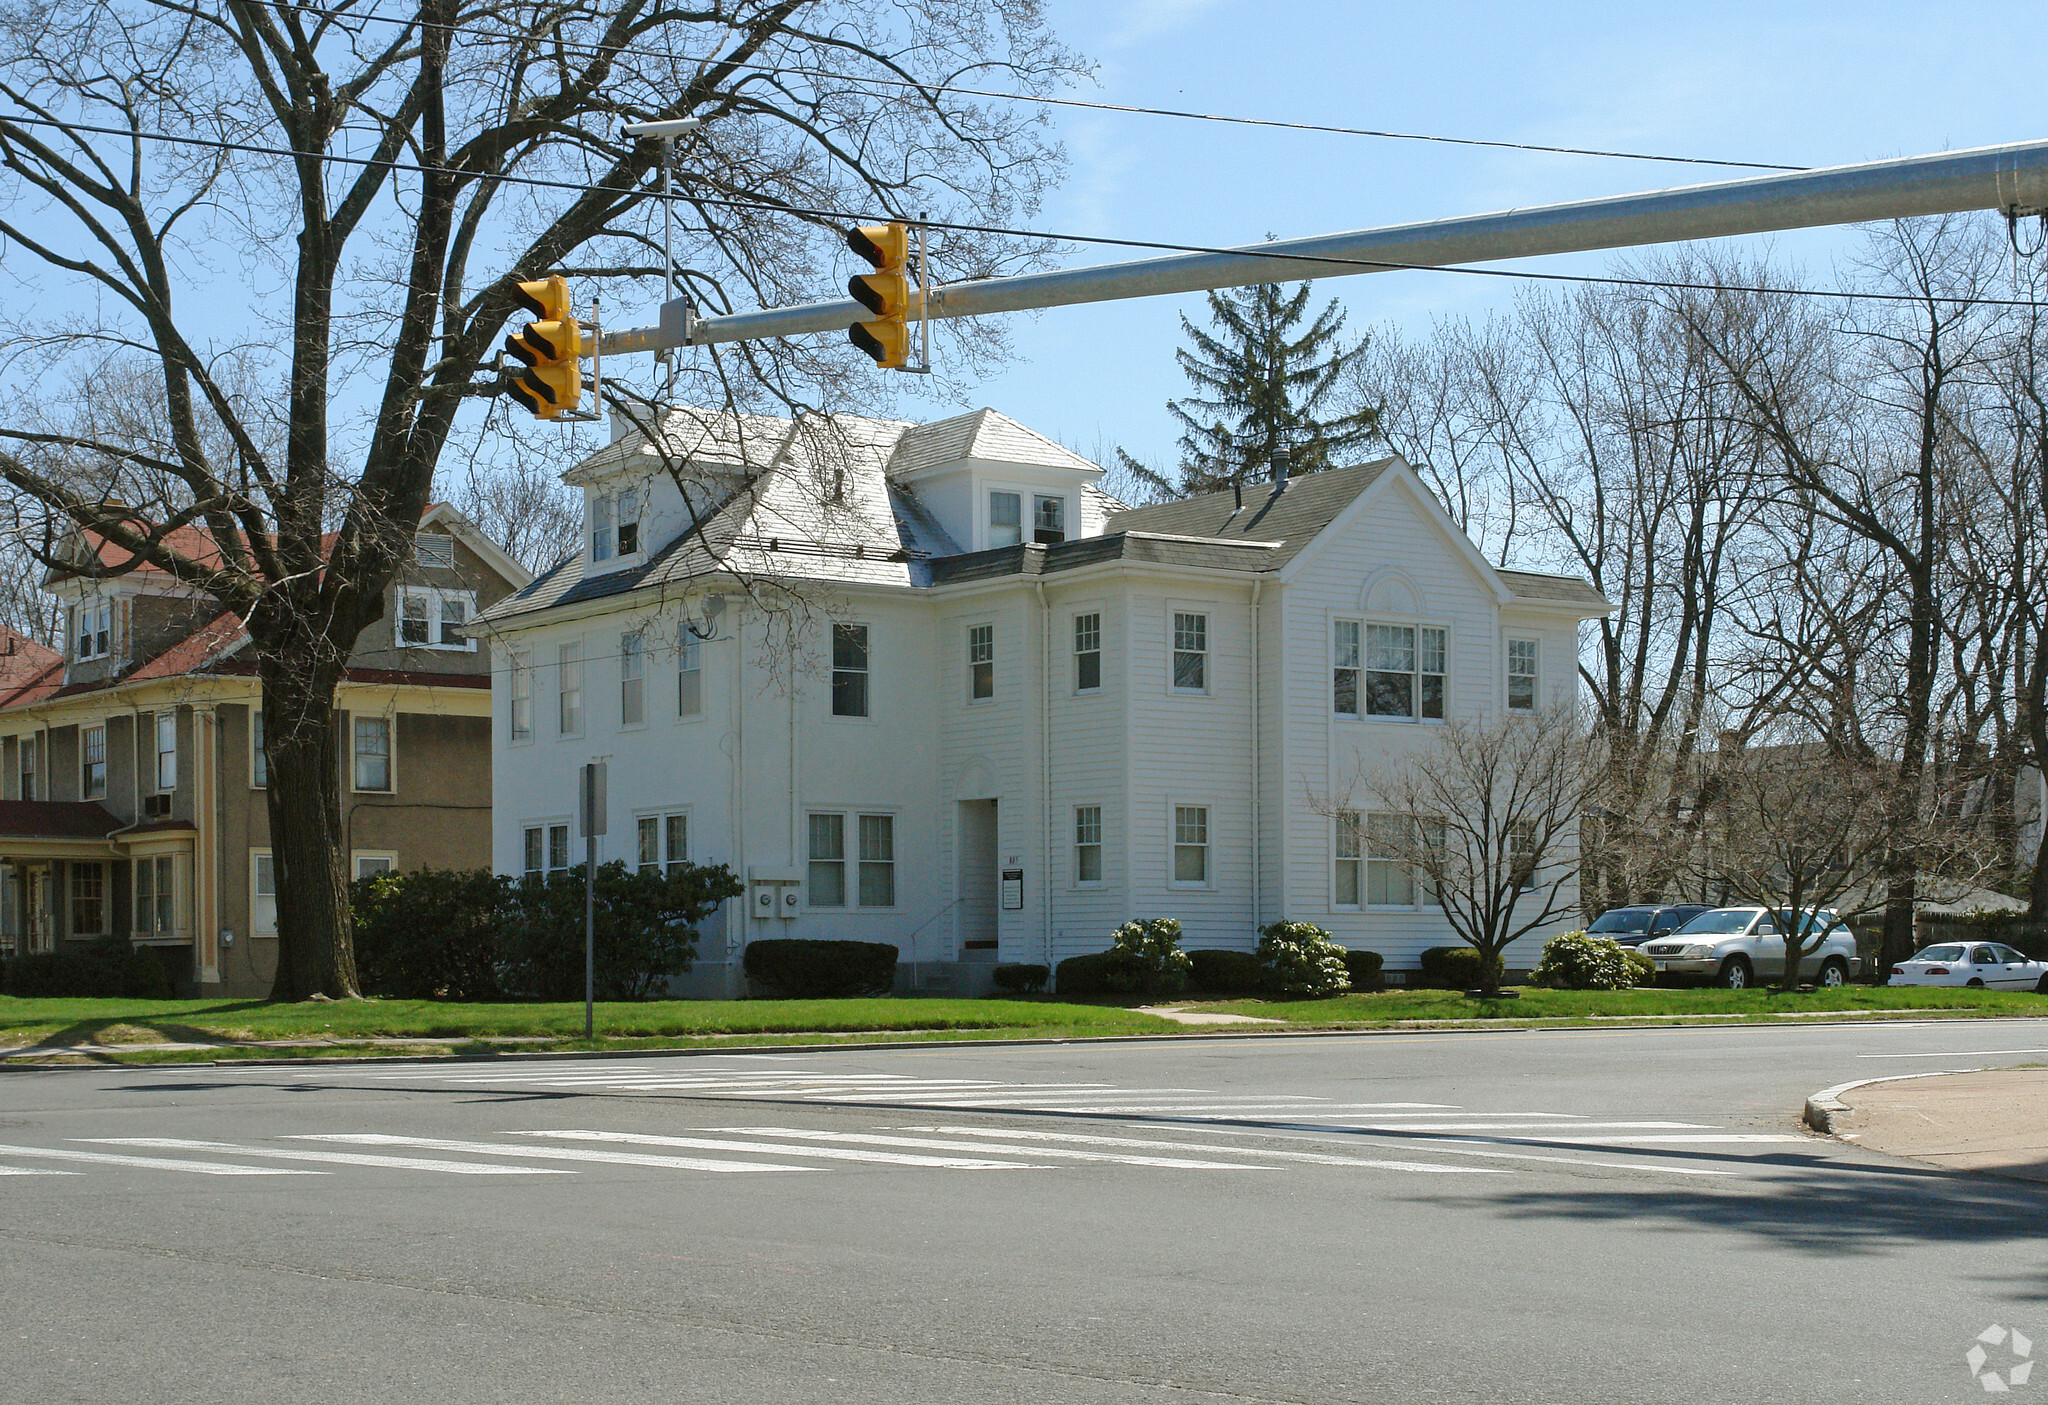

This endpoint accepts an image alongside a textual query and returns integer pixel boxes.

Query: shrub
[352,867,513,1000]
[1530,929,1649,991]
[1188,949,1263,994]
[1102,918,1193,996]
[1418,945,1486,989]
[743,939,898,998]
[1256,921,1351,998]
[501,860,742,1000]
[1054,951,1111,996]
[1339,948,1385,993]
[2,936,148,998]
[992,963,1049,994]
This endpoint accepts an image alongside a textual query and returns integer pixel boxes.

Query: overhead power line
[0,110,2036,313]
[258,0,1801,172]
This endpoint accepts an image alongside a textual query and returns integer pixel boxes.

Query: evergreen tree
[1118,282,1379,499]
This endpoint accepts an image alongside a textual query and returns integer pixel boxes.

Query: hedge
[1188,949,1263,994]
[992,963,1049,994]
[1103,918,1193,996]
[1418,945,1486,989]
[1055,951,1112,996]
[743,939,898,998]
[1339,948,1384,993]
[0,936,170,999]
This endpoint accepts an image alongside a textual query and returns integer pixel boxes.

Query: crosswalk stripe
[0,1165,79,1175]
[0,1143,319,1175]
[83,1138,580,1175]
[1172,1125,1740,1177]
[1475,1133,1807,1144]
[1313,1121,1714,1132]
[288,1133,815,1173]
[701,1127,1272,1171]
[889,1126,1507,1174]
[513,1130,1047,1170]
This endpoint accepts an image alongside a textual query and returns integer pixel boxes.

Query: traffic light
[846,222,913,369]
[504,275,583,419]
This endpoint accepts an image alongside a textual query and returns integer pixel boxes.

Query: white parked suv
[1639,907,1864,989]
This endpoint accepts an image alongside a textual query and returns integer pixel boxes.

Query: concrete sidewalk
[1815,1067,2048,1183]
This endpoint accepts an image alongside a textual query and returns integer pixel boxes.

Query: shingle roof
[1102,459,1396,571]
[0,627,62,708]
[926,533,1284,585]
[887,408,1101,478]
[0,800,123,840]
[1496,568,1613,610]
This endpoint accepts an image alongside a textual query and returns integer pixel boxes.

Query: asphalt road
[2,1018,2044,1404]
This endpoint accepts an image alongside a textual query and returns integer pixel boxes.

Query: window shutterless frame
[1072,612,1102,693]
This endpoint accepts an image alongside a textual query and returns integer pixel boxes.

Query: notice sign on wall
[1001,869,1024,910]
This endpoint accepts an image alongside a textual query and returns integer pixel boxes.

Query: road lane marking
[83,1138,579,1175]
[0,1144,319,1175]
[513,1130,1047,1170]
[1307,1120,1715,1132]
[1416,1133,1806,1145]
[289,1134,815,1173]
[702,1127,1273,1171]
[889,1126,1506,1174]
[1858,1049,2048,1058]
[0,1165,79,1175]
[1167,1125,1739,1177]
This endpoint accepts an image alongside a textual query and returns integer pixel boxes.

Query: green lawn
[0,996,1182,1059]
[1187,984,2048,1024]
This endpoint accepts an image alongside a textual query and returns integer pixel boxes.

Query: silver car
[1639,907,1863,989]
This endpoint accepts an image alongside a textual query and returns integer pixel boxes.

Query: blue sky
[886,0,2048,470]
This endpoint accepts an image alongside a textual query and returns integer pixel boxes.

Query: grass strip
[1184,985,2048,1024]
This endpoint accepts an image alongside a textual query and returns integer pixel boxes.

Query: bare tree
[1319,708,1592,993]
[0,0,1085,998]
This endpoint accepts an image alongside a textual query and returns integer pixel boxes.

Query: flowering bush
[1102,918,1194,996]
[1257,920,1353,998]
[1530,929,1652,990]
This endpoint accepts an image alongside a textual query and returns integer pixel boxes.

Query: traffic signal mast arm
[598,138,2048,357]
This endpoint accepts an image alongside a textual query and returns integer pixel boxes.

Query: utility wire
[257,0,1803,172]
[0,110,2039,311]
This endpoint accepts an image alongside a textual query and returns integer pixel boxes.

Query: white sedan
[1887,942,2048,992]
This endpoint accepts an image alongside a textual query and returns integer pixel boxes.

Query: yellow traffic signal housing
[846,222,914,369]
[504,276,582,418]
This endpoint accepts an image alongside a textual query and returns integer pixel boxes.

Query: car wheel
[1966,978,1985,988]
[1817,959,1848,989]
[2036,974,2048,995]
[1718,957,1751,990]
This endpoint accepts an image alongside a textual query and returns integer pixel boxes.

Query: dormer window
[589,489,640,563]
[73,600,111,661]
[1033,495,1066,545]
[989,491,1021,548]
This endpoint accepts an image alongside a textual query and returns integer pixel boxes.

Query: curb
[1802,1068,1989,1134]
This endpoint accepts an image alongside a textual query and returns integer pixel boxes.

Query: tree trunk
[261,658,359,1001]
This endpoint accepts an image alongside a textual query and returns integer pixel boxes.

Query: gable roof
[888,408,1102,479]
[0,627,62,708]
[1103,458,1397,572]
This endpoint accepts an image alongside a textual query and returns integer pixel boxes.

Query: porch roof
[0,800,123,841]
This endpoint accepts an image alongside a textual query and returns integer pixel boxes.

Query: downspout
[729,606,746,991]
[1250,579,1263,935]
[1036,580,1053,973]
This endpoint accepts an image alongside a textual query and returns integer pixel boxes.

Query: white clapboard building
[477,407,1611,994]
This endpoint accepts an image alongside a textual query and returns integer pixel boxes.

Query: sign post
[580,761,607,1040]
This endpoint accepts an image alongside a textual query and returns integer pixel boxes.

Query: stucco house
[0,506,528,994]
[478,406,1611,995]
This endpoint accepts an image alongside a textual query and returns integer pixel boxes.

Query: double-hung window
[1073,613,1102,692]
[590,493,614,562]
[1509,817,1538,890]
[988,491,1022,548]
[831,623,869,717]
[251,710,270,786]
[155,712,178,792]
[353,716,392,792]
[1333,620,1361,716]
[1172,805,1209,885]
[82,725,106,799]
[19,737,35,800]
[1365,623,1446,720]
[807,813,846,907]
[1074,805,1103,884]
[252,851,278,934]
[1507,638,1539,712]
[620,632,646,727]
[1033,495,1066,545]
[1172,613,1207,692]
[677,630,702,717]
[136,855,175,935]
[70,862,105,935]
[1363,813,1444,907]
[74,600,111,661]
[1333,810,1363,906]
[968,624,994,701]
[857,814,895,907]
[614,489,640,557]
[508,656,532,743]
[558,642,583,735]
[637,812,688,878]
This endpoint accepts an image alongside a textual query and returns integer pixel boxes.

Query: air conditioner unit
[141,793,171,819]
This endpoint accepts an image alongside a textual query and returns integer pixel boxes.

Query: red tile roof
[0,627,62,708]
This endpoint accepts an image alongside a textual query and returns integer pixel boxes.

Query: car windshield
[1676,909,1759,935]
[1909,945,1966,962]
[1589,911,1652,933]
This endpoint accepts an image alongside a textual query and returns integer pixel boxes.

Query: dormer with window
[71,597,112,662]
[884,408,1104,555]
